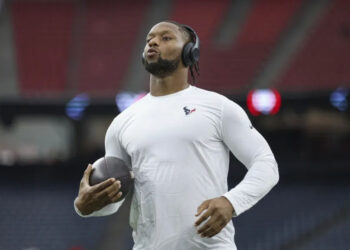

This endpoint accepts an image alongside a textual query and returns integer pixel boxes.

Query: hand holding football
[89,156,134,201]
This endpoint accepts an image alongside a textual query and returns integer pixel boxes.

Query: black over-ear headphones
[181,25,200,67]
[142,24,200,67]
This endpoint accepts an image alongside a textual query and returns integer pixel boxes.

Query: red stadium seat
[199,0,302,94]
[276,0,350,92]
[77,0,149,96]
[11,2,75,96]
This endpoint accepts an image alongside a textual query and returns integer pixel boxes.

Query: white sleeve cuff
[73,198,125,217]
[222,192,241,217]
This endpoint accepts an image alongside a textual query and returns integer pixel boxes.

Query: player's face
[143,22,186,77]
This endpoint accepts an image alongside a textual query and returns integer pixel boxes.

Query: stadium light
[330,87,348,111]
[247,89,281,116]
[65,93,90,120]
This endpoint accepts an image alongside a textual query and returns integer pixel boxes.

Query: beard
[144,55,180,78]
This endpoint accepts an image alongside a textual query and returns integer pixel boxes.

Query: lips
[147,48,159,57]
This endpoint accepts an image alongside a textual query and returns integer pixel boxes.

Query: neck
[149,67,189,96]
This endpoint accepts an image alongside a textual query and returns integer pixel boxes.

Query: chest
[120,101,221,159]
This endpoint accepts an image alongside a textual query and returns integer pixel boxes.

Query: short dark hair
[164,20,200,84]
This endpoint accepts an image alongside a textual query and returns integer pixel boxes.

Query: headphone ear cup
[182,42,194,67]
[191,47,200,65]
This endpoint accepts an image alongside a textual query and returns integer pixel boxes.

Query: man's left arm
[195,97,279,237]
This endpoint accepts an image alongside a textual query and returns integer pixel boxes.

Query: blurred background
[0,0,349,249]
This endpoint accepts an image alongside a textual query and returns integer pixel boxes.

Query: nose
[148,37,159,47]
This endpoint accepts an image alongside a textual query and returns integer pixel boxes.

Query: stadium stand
[199,0,302,93]
[298,216,350,250]
[0,181,109,250]
[234,183,350,250]
[9,0,350,96]
[169,0,231,88]
[11,2,75,96]
[276,0,350,92]
[76,0,149,95]
[1,174,349,250]
[169,0,230,43]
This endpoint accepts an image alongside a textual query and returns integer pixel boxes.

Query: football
[89,156,134,201]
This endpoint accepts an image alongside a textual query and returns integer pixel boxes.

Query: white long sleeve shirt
[75,85,279,250]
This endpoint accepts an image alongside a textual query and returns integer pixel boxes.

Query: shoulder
[118,94,149,116]
[192,86,242,111]
[112,94,149,128]
[192,87,249,125]
[191,86,226,110]
[191,86,226,101]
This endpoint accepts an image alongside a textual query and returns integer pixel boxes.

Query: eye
[162,36,171,41]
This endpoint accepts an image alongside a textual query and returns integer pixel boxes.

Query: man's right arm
[74,118,129,217]
[74,164,124,217]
